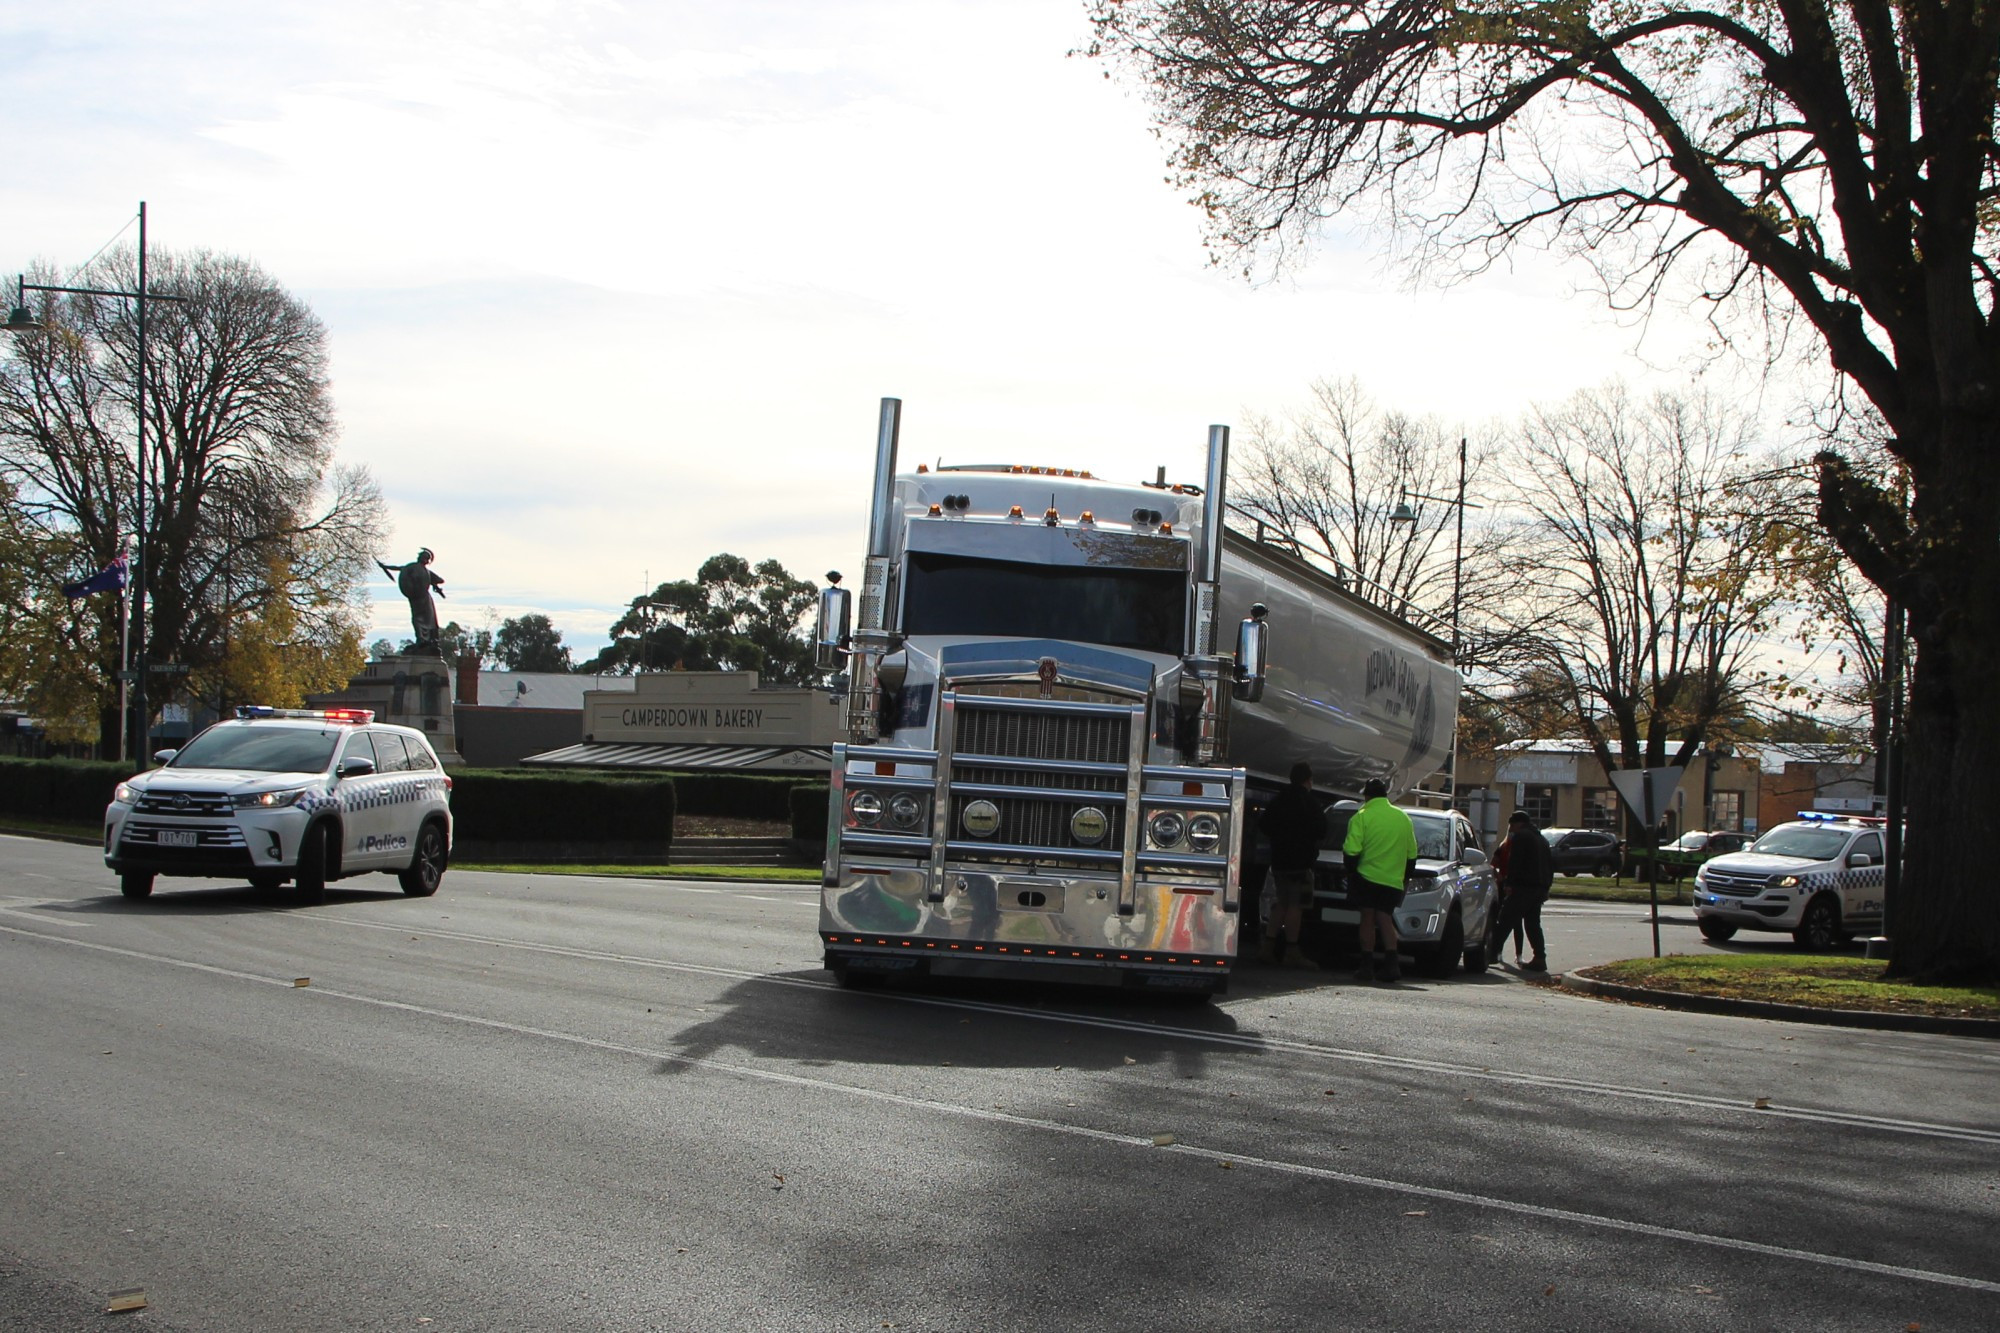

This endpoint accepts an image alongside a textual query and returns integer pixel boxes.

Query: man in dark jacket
[1490,810,1555,972]
[1258,762,1327,968]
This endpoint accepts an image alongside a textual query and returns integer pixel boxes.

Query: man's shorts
[1269,868,1315,914]
[1354,876,1405,913]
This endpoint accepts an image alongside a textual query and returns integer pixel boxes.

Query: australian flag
[63,551,129,600]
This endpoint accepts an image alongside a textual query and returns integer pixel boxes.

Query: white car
[1692,813,1889,949]
[105,707,453,902]
[1311,804,1497,977]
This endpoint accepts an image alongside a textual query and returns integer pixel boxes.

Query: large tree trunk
[1889,424,2000,984]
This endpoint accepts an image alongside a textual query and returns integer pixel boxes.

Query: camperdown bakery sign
[582,671,843,747]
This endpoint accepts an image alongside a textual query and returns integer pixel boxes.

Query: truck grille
[948,700,1134,859]
[954,704,1130,766]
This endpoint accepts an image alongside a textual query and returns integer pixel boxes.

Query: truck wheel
[1418,914,1463,979]
[1793,896,1842,952]
[296,824,330,904]
[399,821,447,897]
[1698,920,1738,943]
[119,871,154,899]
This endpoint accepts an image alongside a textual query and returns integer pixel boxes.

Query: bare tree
[0,247,385,744]
[1502,384,1782,785]
[1232,377,1512,665]
[1087,2,2000,980]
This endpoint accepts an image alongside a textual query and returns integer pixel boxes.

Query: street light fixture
[6,202,184,763]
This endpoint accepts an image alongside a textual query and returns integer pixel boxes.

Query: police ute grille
[1702,870,1766,896]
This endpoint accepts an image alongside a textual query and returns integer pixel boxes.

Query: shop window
[1709,790,1742,832]
[1583,787,1621,832]
[1519,786,1556,828]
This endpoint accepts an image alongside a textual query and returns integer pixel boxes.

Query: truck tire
[120,871,154,899]
[399,820,448,897]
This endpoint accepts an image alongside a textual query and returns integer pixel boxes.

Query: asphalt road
[3,834,1996,1332]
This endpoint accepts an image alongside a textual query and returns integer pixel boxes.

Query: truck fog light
[1148,811,1186,849]
[848,791,884,826]
[1070,806,1109,845]
[1186,813,1222,853]
[887,793,925,830]
[962,799,1001,837]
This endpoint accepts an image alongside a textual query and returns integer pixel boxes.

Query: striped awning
[521,742,832,773]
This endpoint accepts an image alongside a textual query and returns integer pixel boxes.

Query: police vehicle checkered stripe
[342,776,446,812]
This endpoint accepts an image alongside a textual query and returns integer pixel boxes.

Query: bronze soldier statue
[379,548,446,655]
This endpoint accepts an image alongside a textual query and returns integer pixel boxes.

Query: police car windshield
[1749,825,1850,860]
[1409,811,1453,860]
[170,725,339,774]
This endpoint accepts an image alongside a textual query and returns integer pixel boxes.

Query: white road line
[4,917,1996,1298]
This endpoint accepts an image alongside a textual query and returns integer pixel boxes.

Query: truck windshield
[169,725,339,774]
[903,552,1187,654]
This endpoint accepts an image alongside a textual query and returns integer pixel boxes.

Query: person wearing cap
[1341,777,1419,983]
[1491,810,1555,972]
[1257,761,1327,968]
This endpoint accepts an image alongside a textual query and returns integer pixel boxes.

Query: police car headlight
[1186,813,1222,853]
[1148,811,1186,849]
[886,793,926,830]
[114,782,139,804]
[1772,874,1801,888]
[847,791,885,827]
[235,787,310,809]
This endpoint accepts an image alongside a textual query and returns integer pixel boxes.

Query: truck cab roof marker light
[1159,523,1173,535]
[1008,505,1024,520]
[929,503,943,516]
[1044,507,1060,526]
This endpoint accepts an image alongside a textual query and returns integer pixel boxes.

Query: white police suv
[105,706,453,902]
[1692,812,1889,950]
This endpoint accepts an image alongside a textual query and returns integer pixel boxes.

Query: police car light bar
[1795,810,1885,824]
[235,706,375,724]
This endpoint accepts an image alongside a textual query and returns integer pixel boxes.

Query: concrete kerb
[1561,966,2000,1040]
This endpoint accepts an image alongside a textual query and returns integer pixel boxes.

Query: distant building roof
[465,671,638,711]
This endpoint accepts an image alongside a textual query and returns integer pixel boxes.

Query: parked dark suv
[1539,827,1624,877]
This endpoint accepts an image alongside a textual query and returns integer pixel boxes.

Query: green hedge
[658,771,812,820]
[450,769,674,844]
[0,756,139,823]
[790,784,829,841]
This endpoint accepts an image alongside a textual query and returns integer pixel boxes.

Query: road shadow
[656,968,1256,1080]
[33,881,409,916]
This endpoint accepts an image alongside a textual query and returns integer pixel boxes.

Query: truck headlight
[114,782,139,804]
[847,791,885,827]
[1148,811,1186,849]
[1186,813,1222,853]
[887,793,926,830]
[962,799,1001,837]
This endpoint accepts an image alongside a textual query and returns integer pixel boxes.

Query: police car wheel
[1793,896,1841,952]
[1462,939,1489,974]
[249,872,283,891]
[1698,920,1737,943]
[296,824,330,903]
[119,871,154,899]
[399,822,447,897]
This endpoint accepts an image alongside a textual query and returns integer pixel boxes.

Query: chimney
[455,652,479,705]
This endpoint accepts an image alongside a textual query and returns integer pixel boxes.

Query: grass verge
[455,861,820,883]
[1587,953,2000,1019]
[0,816,99,842]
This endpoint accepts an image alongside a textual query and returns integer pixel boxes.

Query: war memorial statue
[379,548,447,655]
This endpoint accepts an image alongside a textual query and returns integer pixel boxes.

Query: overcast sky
[6,0,1731,662]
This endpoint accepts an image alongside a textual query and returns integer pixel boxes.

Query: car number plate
[159,830,198,847]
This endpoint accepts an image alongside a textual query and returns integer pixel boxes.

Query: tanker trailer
[814,398,1458,995]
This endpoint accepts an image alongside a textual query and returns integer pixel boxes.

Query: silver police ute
[104,706,453,902]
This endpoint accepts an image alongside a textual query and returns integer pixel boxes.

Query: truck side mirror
[816,575,852,671]
[1232,604,1268,702]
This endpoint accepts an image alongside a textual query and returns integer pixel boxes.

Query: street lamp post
[6,203,183,763]
[1388,435,1479,662]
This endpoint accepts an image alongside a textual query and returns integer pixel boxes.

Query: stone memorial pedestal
[307,653,465,767]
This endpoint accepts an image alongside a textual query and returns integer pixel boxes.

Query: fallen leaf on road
[1543,1286,1556,1297]
[294,977,311,988]
[1219,1161,1233,1169]
[1753,1097,1771,1110]
[106,1289,146,1314]
[1403,1211,1427,1217]
[1124,1056,1137,1065]
[1152,1133,1177,1147]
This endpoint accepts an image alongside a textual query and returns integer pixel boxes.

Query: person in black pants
[1258,762,1327,968]
[1491,810,1554,973]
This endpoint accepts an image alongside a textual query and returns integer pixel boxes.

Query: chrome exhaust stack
[845,397,903,743]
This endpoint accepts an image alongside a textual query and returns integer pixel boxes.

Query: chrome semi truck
[816,398,1456,994]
